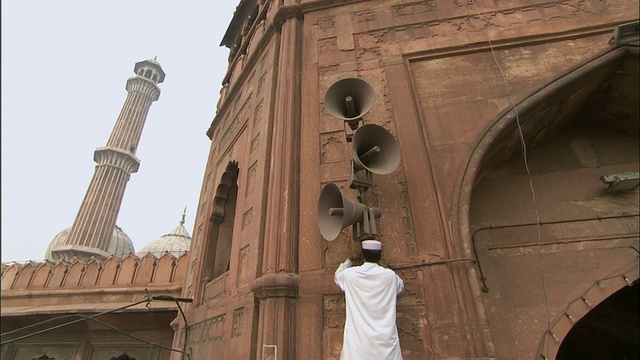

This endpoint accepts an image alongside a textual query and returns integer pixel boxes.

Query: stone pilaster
[253,9,302,359]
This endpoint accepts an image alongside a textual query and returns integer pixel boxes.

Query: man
[334,240,404,360]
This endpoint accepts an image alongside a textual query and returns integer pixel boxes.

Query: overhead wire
[466,0,552,352]
[465,6,639,359]
[78,315,190,359]
[0,298,151,344]
[0,294,192,359]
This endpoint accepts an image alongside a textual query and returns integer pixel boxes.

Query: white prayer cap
[361,240,382,250]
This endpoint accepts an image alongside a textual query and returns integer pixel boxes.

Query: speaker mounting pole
[319,78,402,245]
[349,160,373,189]
[352,207,379,242]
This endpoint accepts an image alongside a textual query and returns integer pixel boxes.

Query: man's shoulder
[366,263,398,275]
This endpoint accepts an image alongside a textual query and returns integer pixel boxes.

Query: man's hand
[349,255,364,266]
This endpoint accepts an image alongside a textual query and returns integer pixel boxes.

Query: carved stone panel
[232,307,245,338]
[246,162,258,196]
[320,131,346,164]
[187,315,226,353]
[237,244,251,287]
[323,294,346,359]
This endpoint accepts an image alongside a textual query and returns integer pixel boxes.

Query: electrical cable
[0,297,162,338]
[1,294,192,359]
[0,298,150,344]
[77,315,190,359]
[466,0,552,355]
[151,295,191,360]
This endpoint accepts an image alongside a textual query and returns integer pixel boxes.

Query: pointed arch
[454,44,638,359]
[455,45,638,261]
[552,278,639,359]
[202,161,240,286]
[33,354,54,360]
[110,354,136,360]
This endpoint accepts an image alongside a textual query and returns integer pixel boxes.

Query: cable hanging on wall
[0,292,194,360]
[466,0,551,352]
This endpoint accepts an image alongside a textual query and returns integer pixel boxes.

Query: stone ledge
[250,272,298,300]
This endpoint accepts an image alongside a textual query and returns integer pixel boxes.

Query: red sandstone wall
[1,252,187,293]
[179,1,639,359]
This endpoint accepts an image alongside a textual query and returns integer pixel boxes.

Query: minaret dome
[134,57,165,84]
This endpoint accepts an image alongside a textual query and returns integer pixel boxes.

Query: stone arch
[173,252,189,283]
[79,258,101,286]
[116,253,139,285]
[455,45,638,259]
[30,262,54,288]
[110,354,136,360]
[144,69,152,79]
[544,276,639,359]
[201,161,240,295]
[134,253,157,284]
[12,261,39,289]
[33,354,54,360]
[154,252,177,283]
[454,45,638,358]
[62,260,85,287]
[97,256,121,286]
[46,261,68,288]
[1,264,19,290]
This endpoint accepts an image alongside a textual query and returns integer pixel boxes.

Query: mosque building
[169,1,638,359]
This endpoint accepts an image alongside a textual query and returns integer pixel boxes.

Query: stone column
[250,7,302,360]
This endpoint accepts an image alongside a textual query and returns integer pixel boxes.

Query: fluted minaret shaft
[63,63,163,257]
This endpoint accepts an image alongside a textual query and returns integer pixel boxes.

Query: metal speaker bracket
[352,207,379,242]
[349,160,373,189]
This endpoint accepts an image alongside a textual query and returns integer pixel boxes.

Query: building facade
[175,1,638,359]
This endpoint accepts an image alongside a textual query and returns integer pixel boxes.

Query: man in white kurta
[334,240,404,360]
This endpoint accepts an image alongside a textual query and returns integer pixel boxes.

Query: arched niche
[455,45,639,359]
[200,161,240,301]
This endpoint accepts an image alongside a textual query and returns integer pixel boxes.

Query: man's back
[335,261,404,359]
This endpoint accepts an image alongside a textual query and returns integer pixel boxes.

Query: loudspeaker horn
[324,78,375,128]
[352,124,401,175]
[317,182,380,241]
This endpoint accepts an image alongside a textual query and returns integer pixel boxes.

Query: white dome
[137,213,191,257]
[46,225,135,261]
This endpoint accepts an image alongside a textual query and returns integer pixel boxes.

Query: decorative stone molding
[93,147,141,174]
[273,5,303,32]
[249,272,298,299]
[0,252,189,290]
[125,76,161,101]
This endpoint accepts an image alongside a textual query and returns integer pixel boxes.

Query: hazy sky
[1,1,239,262]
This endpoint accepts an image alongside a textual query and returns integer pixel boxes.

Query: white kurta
[334,259,404,360]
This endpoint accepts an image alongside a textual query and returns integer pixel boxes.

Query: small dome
[137,211,191,257]
[134,56,165,83]
[45,225,135,261]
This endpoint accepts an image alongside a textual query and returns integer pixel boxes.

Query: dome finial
[180,206,186,225]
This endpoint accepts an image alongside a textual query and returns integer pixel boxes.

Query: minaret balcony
[126,76,161,101]
[93,146,141,174]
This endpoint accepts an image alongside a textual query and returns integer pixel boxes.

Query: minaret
[55,58,166,260]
